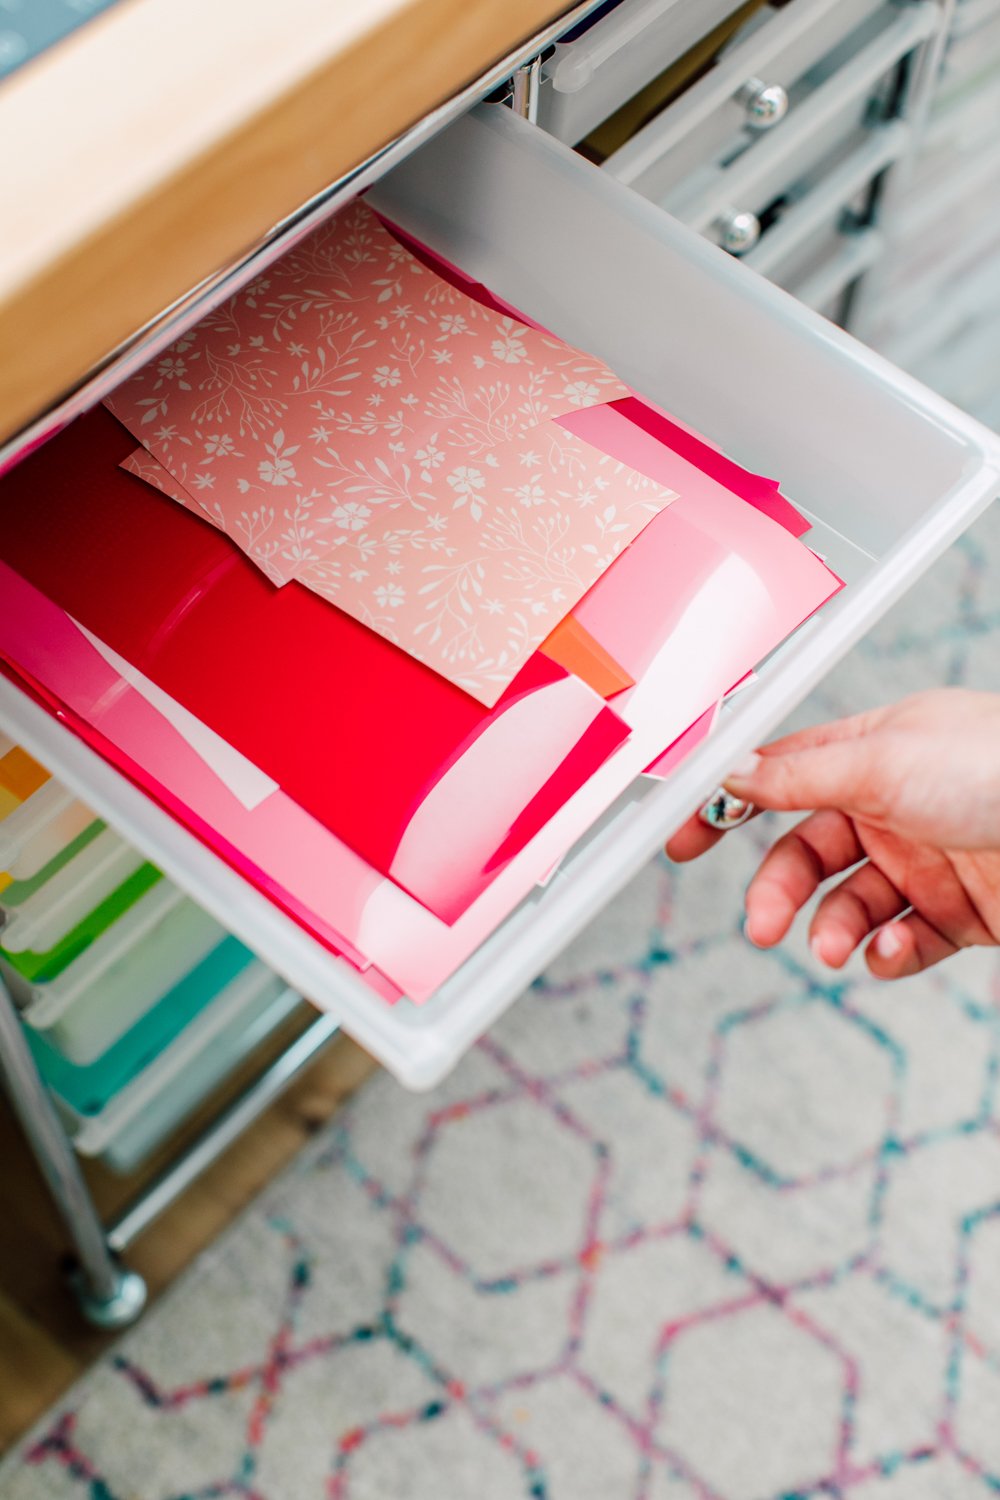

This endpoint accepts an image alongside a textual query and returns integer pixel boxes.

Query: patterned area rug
[3,505,1000,1500]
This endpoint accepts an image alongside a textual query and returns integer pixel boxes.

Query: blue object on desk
[0,0,122,82]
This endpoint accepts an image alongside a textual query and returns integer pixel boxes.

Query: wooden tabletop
[0,0,570,445]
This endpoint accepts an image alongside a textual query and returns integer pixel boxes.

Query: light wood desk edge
[0,0,570,443]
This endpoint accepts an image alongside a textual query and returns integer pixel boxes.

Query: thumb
[724,739,885,819]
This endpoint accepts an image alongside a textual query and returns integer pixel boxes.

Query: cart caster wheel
[69,1263,148,1330]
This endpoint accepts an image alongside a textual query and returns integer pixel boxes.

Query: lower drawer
[3,105,999,1089]
[774,225,883,318]
[15,885,227,1065]
[62,964,300,1172]
[602,0,934,236]
[736,121,904,282]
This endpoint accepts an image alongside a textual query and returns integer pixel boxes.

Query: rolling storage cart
[1,0,999,1327]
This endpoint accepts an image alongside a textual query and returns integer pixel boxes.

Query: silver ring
[698,788,756,830]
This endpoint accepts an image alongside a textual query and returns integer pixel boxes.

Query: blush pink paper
[605,398,811,539]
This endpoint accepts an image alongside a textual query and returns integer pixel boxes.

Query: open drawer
[2,103,999,1091]
[535,0,758,146]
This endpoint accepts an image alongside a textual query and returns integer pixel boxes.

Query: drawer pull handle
[737,77,789,130]
[716,208,761,256]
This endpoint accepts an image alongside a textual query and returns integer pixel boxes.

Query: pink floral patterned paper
[105,198,673,700]
[105,200,629,554]
[123,421,677,704]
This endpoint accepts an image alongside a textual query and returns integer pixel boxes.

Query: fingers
[666,802,764,863]
[865,913,959,979]
[665,816,725,863]
[808,861,908,968]
[664,710,887,866]
[725,738,887,822]
[755,707,887,759]
[744,809,865,948]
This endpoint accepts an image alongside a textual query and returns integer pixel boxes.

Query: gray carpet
[3,504,1000,1500]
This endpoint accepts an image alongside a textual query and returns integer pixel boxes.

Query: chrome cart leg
[0,972,147,1329]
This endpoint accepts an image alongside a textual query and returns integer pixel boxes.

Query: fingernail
[875,925,903,959]
[742,915,764,948]
[811,931,848,969]
[810,933,831,965]
[726,753,761,785]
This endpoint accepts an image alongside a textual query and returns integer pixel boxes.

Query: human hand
[666,689,1000,979]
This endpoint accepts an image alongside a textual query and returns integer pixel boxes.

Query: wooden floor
[0,1022,376,1455]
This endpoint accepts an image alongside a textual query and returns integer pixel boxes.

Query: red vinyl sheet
[0,408,627,921]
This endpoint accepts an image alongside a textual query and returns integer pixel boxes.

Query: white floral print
[330,501,372,532]
[374,582,406,609]
[563,381,602,407]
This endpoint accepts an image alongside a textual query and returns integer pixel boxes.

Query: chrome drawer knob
[738,77,789,129]
[716,208,761,256]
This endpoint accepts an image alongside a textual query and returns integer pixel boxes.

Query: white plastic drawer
[602,0,932,226]
[3,105,999,1090]
[64,965,300,1172]
[0,780,95,883]
[950,0,1000,38]
[738,120,904,281]
[0,827,145,953]
[16,886,227,1064]
[535,0,753,145]
[782,227,884,316]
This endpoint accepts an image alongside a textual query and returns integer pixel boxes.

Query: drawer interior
[3,101,998,1089]
[371,106,991,556]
